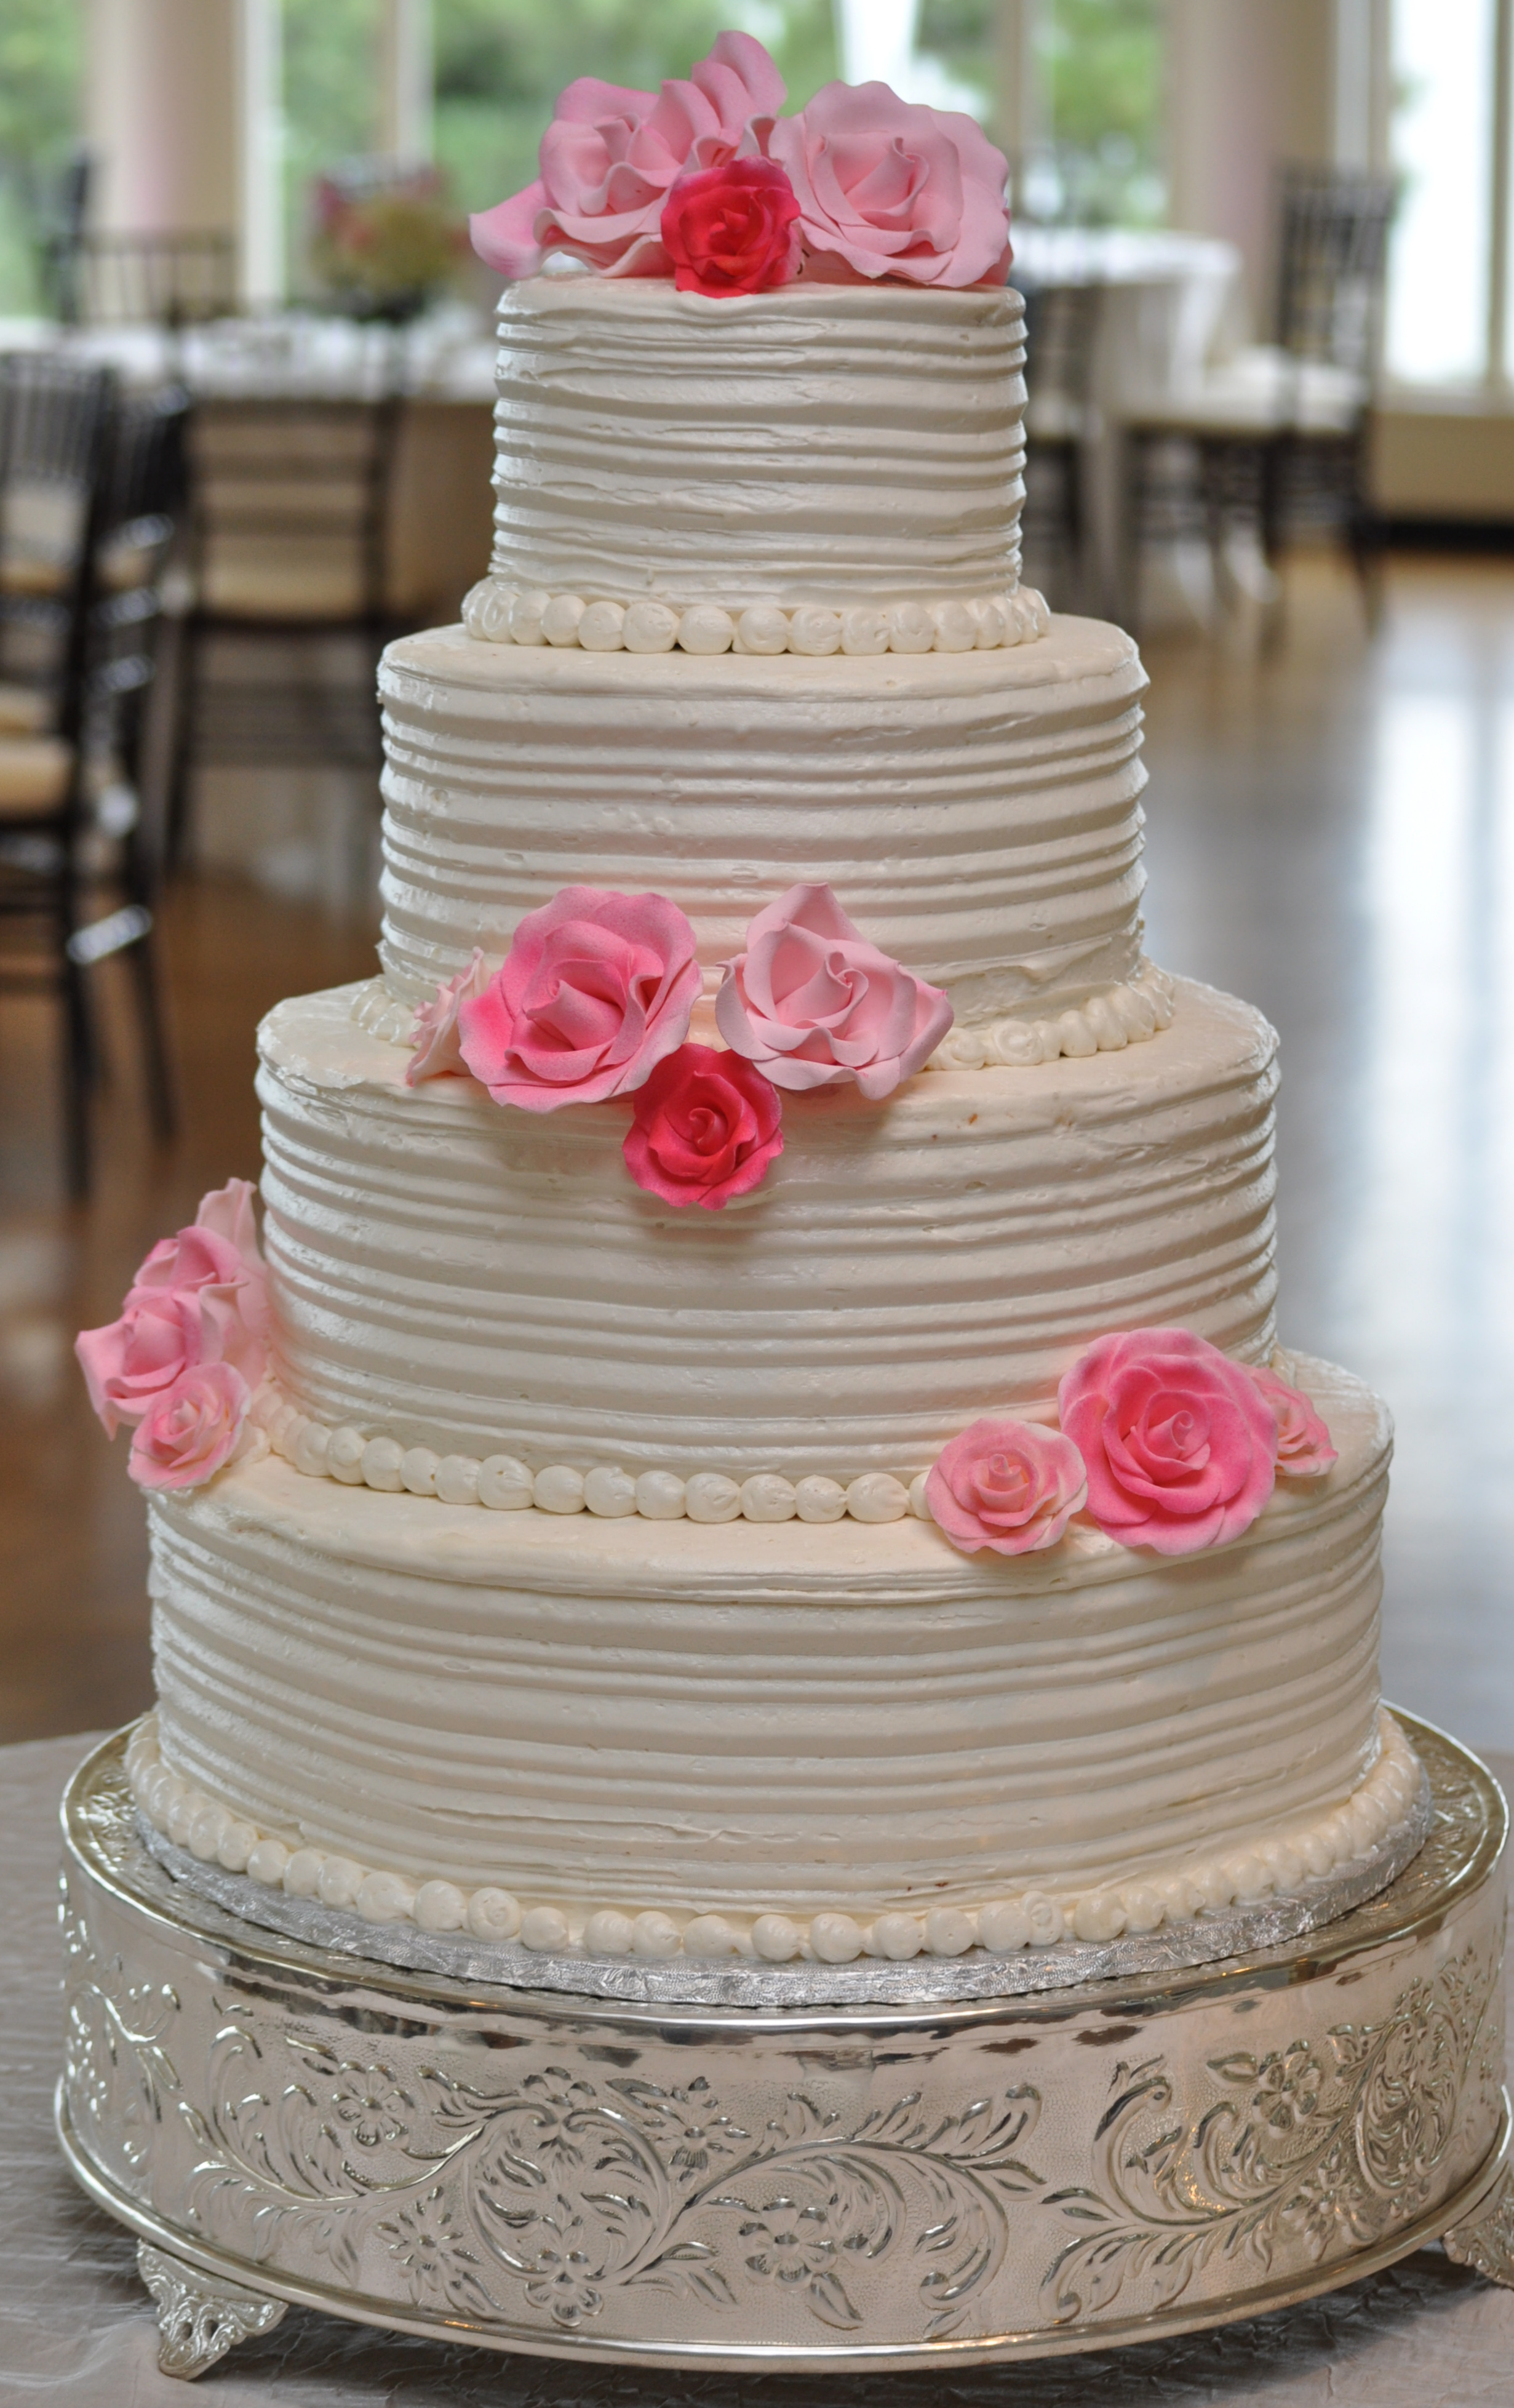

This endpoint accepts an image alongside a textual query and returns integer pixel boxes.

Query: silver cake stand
[56,1714,1514,2382]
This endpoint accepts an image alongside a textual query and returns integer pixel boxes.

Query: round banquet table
[1012,227,1246,620]
[6,1728,1513,2403]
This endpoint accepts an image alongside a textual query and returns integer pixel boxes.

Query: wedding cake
[79,37,1420,1979]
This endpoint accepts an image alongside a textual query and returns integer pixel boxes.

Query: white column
[82,0,283,306]
[1165,0,1336,326]
[379,0,435,164]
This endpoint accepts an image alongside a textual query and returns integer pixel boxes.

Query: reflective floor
[1141,556,1514,1751]
[0,552,1510,1750]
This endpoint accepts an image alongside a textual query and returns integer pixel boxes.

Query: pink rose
[623,1043,783,1209]
[926,1418,1087,1556]
[76,1178,269,1437]
[1252,1367,1338,1480]
[769,82,1011,289]
[471,33,785,281]
[406,948,489,1086]
[1058,1328,1279,1557]
[661,158,801,297]
[458,887,700,1111]
[715,883,953,1098]
[128,1362,251,1492]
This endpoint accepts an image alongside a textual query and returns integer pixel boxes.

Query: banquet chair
[165,386,407,865]
[47,230,238,333]
[0,369,187,1193]
[1121,168,1396,630]
[1019,279,1101,609]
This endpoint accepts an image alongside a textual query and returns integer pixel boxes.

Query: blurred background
[0,0,1510,1762]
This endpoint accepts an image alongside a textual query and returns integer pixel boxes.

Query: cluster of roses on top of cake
[405,879,954,1210]
[471,30,1011,300]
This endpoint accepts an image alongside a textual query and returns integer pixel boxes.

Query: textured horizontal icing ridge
[143,1355,1390,1921]
[128,1708,1422,1968]
[257,977,1280,1475]
[377,616,1149,1022]
[491,278,1026,611]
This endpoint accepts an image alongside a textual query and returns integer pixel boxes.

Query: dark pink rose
[128,1362,251,1492]
[406,948,488,1086]
[471,33,785,281]
[1058,1328,1279,1556]
[769,82,1010,288]
[926,1418,1087,1556]
[715,882,953,1098]
[1252,1367,1338,1480]
[76,1178,269,1437]
[661,158,801,297]
[458,887,700,1111]
[623,1043,783,1209]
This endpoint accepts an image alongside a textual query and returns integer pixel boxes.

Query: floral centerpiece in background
[311,162,466,321]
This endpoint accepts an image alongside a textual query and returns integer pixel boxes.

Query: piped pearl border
[127,1708,1425,1969]
[249,1383,933,1524]
[462,577,1049,658]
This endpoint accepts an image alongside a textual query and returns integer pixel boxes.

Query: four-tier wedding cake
[79,35,1421,1980]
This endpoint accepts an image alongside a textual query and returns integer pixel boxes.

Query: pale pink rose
[406,949,489,1086]
[458,886,701,1111]
[926,1417,1087,1556]
[1059,1327,1279,1558]
[770,82,1010,288]
[471,33,785,281]
[715,883,953,1099]
[1251,1367,1338,1480]
[128,1362,251,1492]
[623,1043,783,1209]
[76,1178,269,1437]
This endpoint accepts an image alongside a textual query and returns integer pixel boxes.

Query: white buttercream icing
[141,1353,1392,1929]
[255,975,1278,1475]
[377,615,1149,1023]
[461,576,1050,657]
[489,278,1027,612]
[127,1706,1422,1962]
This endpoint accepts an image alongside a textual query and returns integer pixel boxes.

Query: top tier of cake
[488,276,1026,615]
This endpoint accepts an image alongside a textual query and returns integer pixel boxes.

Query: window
[1384,0,1513,388]
[432,1,839,223]
[0,0,83,313]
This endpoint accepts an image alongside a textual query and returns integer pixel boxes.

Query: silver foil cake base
[133,1772,1436,2009]
[56,1714,1513,2378]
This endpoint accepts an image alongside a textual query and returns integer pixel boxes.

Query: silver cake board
[56,1713,1514,2380]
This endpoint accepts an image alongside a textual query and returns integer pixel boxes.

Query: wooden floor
[2,551,1512,1751]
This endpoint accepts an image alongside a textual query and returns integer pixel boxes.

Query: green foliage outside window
[432,0,840,220]
[0,0,82,312]
[1034,0,1165,224]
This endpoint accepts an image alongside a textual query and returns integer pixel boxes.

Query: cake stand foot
[1443,2164,1514,2290]
[136,2241,287,2379]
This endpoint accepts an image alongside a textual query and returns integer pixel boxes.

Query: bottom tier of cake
[135,1355,1414,1966]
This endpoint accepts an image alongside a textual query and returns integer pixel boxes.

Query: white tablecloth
[3,1729,1512,2404]
[1013,227,1246,617]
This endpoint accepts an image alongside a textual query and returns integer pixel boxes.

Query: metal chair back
[1275,168,1398,381]
[0,354,116,748]
[50,231,238,331]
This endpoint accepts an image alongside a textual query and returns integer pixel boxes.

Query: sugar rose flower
[458,887,700,1112]
[471,32,785,281]
[1252,1366,1338,1480]
[716,882,953,1099]
[661,158,801,297]
[76,1178,269,1437]
[770,82,1010,289]
[406,948,488,1086]
[128,1362,251,1492]
[623,1043,783,1209]
[926,1418,1087,1556]
[1059,1327,1279,1557]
